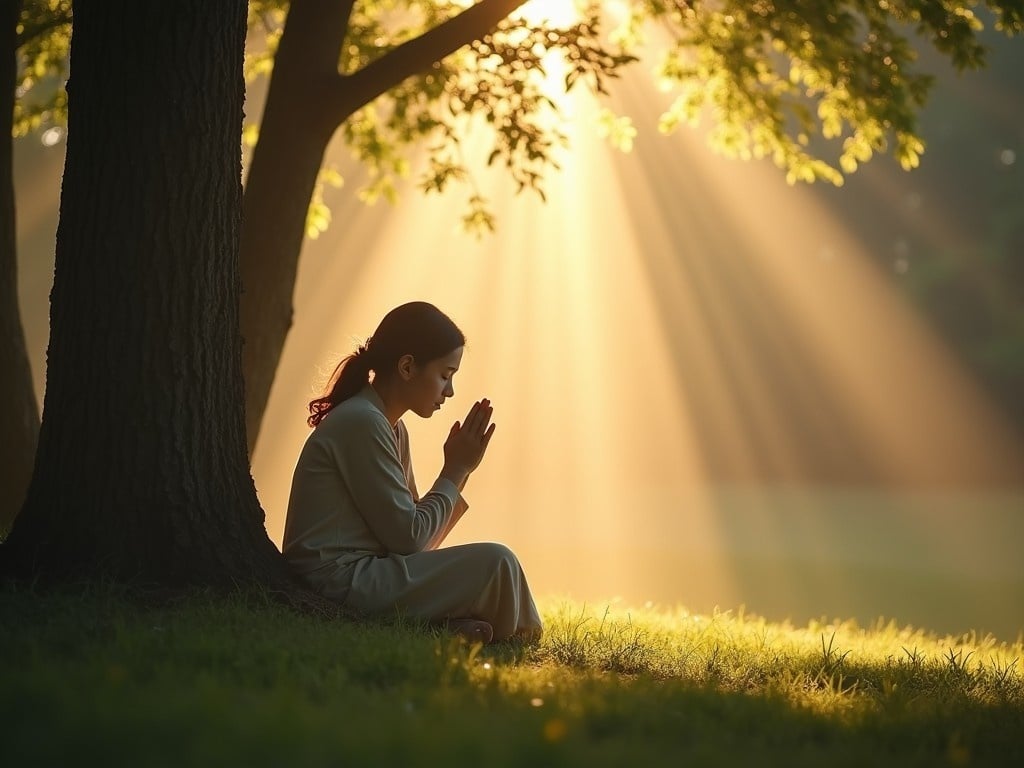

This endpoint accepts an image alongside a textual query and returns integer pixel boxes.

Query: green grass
[1,584,1021,767]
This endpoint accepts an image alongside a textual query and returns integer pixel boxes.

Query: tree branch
[278,0,355,78]
[16,10,72,48]
[331,0,530,124]
[263,0,355,131]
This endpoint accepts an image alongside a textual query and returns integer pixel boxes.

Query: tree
[0,0,32,536]
[238,0,1023,454]
[8,0,1024,462]
[1,0,296,588]
[238,0,633,454]
[1,0,70,534]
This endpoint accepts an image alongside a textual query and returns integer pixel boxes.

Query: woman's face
[406,346,464,418]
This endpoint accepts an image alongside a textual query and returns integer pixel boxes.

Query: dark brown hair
[307,302,465,427]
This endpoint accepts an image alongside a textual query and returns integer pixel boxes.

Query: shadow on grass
[1,583,1021,767]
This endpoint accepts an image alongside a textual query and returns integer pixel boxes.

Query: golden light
[244,55,1024,640]
[14,13,1023,641]
[515,0,581,26]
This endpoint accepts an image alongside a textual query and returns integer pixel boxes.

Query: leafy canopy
[14,0,71,138]
[16,0,1024,234]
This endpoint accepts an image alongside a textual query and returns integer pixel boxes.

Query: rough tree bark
[240,0,528,456]
[1,0,298,588]
[0,0,37,535]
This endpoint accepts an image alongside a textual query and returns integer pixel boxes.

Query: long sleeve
[395,420,468,551]
[424,496,469,551]
[326,408,456,556]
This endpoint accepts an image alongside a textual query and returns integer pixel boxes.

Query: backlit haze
[15,0,1024,640]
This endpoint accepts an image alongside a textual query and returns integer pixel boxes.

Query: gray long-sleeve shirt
[283,385,467,593]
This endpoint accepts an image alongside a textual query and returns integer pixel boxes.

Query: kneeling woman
[282,302,542,643]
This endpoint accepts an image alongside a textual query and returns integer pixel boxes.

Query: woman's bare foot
[445,618,493,644]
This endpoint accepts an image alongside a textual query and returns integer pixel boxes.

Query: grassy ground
[1,584,1021,767]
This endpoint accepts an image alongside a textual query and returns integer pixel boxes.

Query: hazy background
[15,27,1023,641]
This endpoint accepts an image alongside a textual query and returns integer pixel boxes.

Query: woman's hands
[440,398,496,488]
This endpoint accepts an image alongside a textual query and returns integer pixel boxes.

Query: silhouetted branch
[333,0,529,123]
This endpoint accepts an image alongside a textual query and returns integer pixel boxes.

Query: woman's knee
[474,542,519,571]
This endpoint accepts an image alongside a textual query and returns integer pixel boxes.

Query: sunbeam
[14,14,1022,640]
[247,55,1023,638]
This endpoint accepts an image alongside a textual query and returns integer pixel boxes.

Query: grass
[1,583,1022,767]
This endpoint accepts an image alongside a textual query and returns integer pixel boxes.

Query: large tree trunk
[2,0,296,588]
[0,0,37,536]
[240,0,529,456]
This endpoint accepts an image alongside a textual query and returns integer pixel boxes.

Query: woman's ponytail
[307,342,374,427]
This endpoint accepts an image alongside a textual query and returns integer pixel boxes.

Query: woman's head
[308,302,466,427]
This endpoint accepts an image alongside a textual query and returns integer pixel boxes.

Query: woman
[283,302,542,643]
